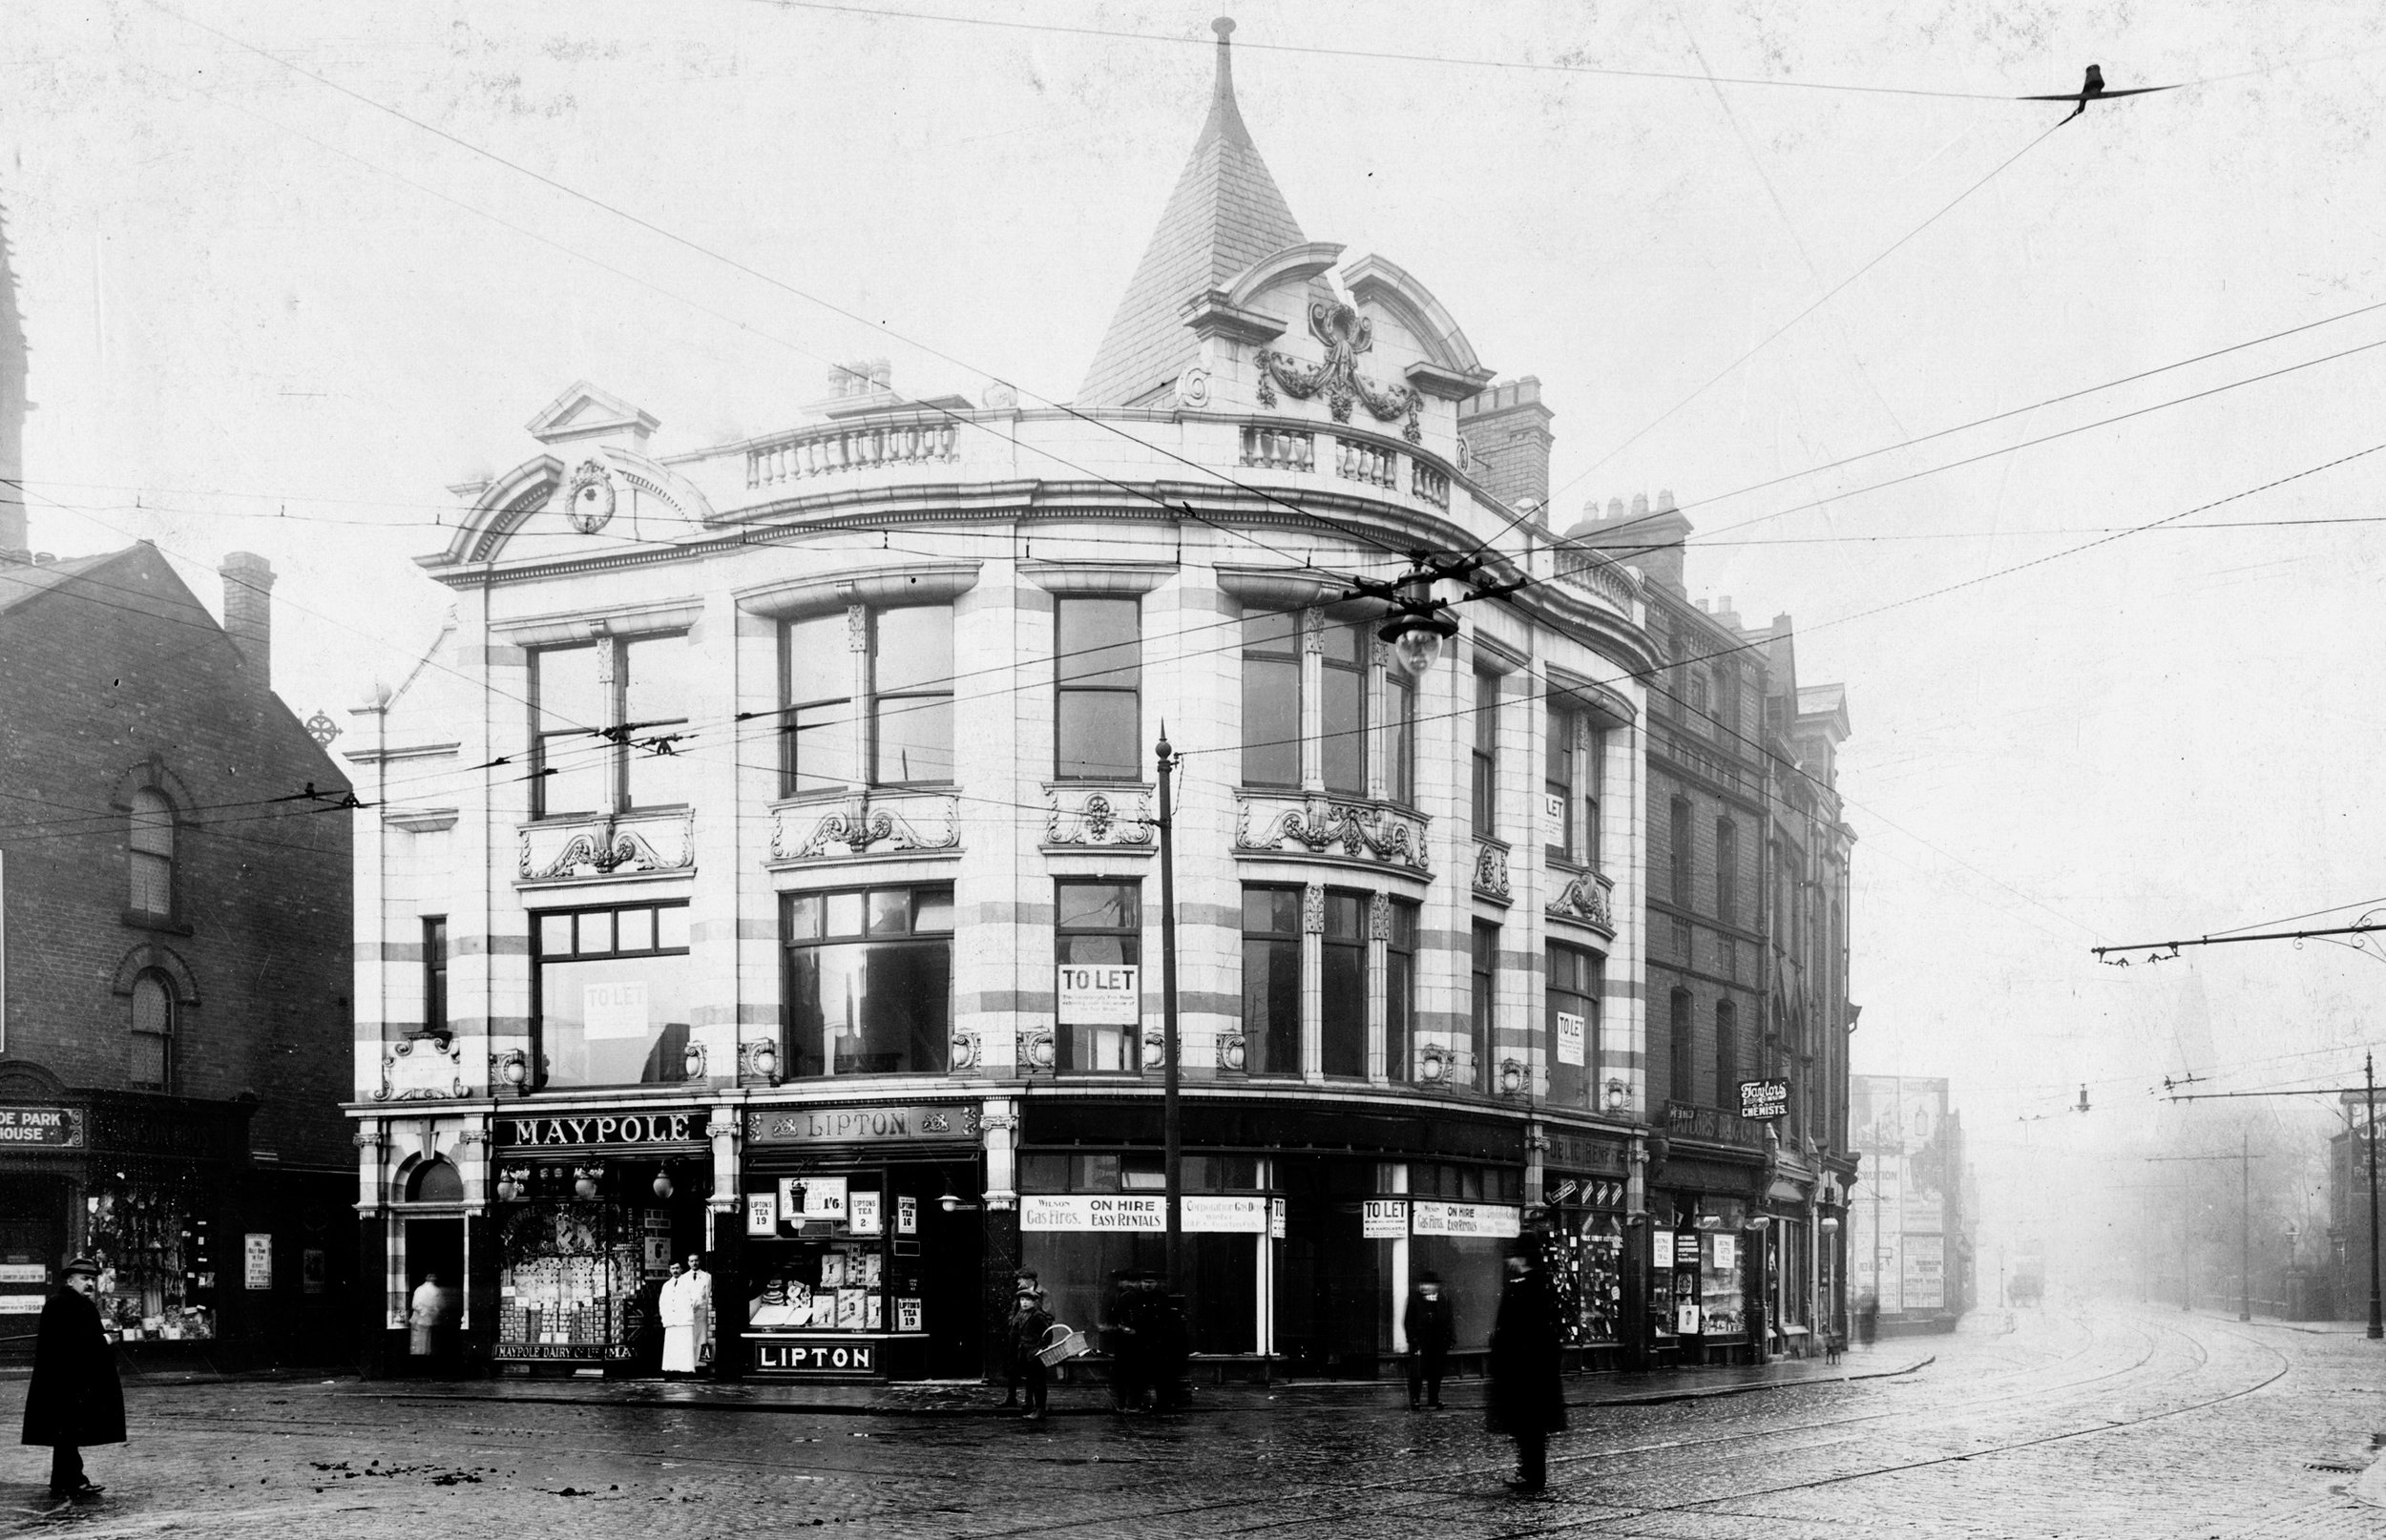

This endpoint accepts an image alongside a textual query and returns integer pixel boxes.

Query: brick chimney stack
[220,551,275,681]
[1456,377,1554,512]
[1563,489,1692,594]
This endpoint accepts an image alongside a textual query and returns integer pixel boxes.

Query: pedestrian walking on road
[20,1256,123,1503]
[1487,1250,1565,1494]
[1404,1271,1453,1410]
[1008,1284,1055,1421]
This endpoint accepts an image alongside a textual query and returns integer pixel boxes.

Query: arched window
[128,789,176,916]
[129,971,174,1091]
[408,1159,465,1203]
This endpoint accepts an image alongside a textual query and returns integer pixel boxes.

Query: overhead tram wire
[139,5,1431,587]
[23,293,2386,565]
[1444,114,2071,576]
[743,1,2386,106]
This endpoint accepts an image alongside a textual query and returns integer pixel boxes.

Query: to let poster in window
[582,980,651,1040]
[1056,964,1140,1025]
[1555,1010,1585,1068]
[243,1234,272,1291]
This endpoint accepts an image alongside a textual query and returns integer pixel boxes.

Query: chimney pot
[1631,492,1649,518]
[1657,489,1676,511]
[220,551,276,682]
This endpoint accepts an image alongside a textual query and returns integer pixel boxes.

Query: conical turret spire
[1077,17,1307,407]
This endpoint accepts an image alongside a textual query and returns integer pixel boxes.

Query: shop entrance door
[1275,1160,1387,1377]
[0,1176,67,1360]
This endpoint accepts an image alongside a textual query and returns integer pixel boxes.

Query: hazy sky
[7,2,2386,1229]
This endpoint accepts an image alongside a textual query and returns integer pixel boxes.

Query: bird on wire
[2021,63,2174,122]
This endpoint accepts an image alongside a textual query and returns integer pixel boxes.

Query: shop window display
[497,1204,642,1360]
[1697,1229,1748,1337]
[742,1174,935,1358]
[1537,1208,1622,1345]
[84,1181,213,1342]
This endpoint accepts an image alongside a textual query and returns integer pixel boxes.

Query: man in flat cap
[20,1256,124,1501]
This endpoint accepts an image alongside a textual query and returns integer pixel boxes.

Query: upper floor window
[785,885,953,1077]
[1056,880,1140,1072]
[1385,662,1418,807]
[869,607,954,785]
[1713,998,1739,1108]
[1687,668,1710,726]
[1581,724,1605,872]
[534,903,693,1088]
[1319,622,1370,797]
[1715,818,1739,926]
[127,789,175,916]
[128,971,173,1091]
[1471,672,1500,832]
[1715,665,1741,742]
[1668,989,1694,1105]
[1545,708,1576,860]
[1471,921,1498,1089]
[1669,797,1693,907]
[1055,598,1141,780]
[1240,885,1302,1075]
[1241,613,1303,787]
[780,606,954,793]
[1547,942,1601,1110]
[1385,899,1418,1082]
[1320,890,1367,1077]
[533,634,693,819]
[423,917,450,1040]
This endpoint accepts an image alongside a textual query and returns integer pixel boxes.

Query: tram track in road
[953,1307,2201,1539]
[1475,1317,2296,1539]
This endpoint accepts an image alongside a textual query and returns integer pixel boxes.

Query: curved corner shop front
[361,1093,1631,1382]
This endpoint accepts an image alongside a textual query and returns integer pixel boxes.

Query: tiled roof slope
[1077,21,1307,407]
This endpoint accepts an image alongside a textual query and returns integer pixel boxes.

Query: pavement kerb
[352,1353,1935,1420]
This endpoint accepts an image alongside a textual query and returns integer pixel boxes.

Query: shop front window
[534,903,694,1088]
[1699,1228,1748,1337]
[1538,1203,1622,1345]
[1057,880,1141,1072]
[1016,1152,1261,1357]
[1320,890,1366,1077]
[785,885,954,1077]
[86,1179,213,1342]
[1240,886,1302,1075]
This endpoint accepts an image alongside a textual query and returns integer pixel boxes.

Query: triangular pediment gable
[525,380,660,449]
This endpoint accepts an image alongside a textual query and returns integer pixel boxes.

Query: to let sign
[1738,1079,1791,1120]
[1361,1198,1409,1239]
[1057,964,1140,1025]
[0,1106,81,1147]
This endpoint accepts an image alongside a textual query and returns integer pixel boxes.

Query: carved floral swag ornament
[1255,301,1422,444]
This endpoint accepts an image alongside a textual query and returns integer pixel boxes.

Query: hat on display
[61,1256,101,1279]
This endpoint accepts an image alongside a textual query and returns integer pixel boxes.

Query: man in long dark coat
[20,1256,124,1501]
[1487,1250,1565,1493]
[1403,1271,1454,1410]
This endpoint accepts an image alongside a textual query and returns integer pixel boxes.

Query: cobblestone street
[2,1303,2378,1538]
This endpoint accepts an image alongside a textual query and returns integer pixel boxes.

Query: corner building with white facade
[345,25,1656,1382]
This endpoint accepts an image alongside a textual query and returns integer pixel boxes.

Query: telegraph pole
[2367,1051,2381,1340]
[2240,1128,2251,1322]
[1156,727,1183,1299]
